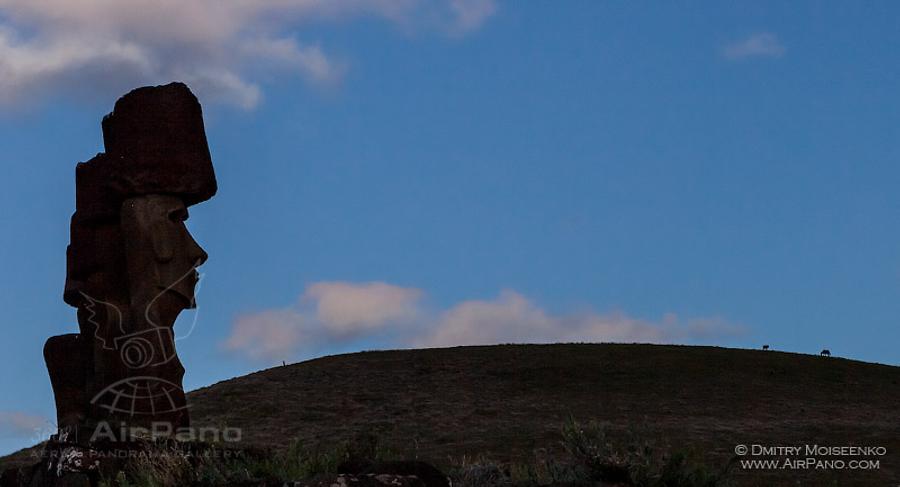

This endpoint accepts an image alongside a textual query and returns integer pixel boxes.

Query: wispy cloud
[722,32,786,60]
[447,0,498,36]
[223,281,423,360]
[0,0,497,109]
[0,411,48,439]
[305,281,423,335]
[412,290,740,348]
[222,282,745,361]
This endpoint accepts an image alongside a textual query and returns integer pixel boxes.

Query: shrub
[446,455,514,487]
[560,417,734,487]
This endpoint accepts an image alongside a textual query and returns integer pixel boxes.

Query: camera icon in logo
[114,327,177,369]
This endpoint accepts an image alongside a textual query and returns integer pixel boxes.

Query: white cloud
[306,281,422,335]
[722,32,786,60]
[224,308,310,361]
[0,0,497,109]
[222,282,745,361]
[448,0,498,35]
[222,281,423,360]
[413,290,742,347]
[0,411,48,439]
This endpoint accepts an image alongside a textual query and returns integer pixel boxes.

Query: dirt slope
[187,344,900,485]
[5,344,899,485]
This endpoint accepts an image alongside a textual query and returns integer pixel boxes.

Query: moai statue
[43,83,216,440]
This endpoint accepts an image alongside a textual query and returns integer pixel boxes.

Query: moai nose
[187,233,208,267]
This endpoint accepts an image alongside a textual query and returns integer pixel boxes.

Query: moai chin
[44,83,216,439]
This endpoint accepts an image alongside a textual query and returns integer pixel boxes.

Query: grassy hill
[4,343,900,485]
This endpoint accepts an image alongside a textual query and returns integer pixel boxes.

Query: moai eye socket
[168,207,188,223]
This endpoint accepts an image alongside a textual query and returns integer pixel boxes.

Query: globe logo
[91,376,188,417]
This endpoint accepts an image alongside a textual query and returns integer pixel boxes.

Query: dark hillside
[187,344,900,485]
[4,344,899,485]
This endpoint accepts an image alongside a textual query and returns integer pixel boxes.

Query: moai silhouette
[44,83,216,439]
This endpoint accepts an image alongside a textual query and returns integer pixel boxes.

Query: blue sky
[1,1,899,455]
